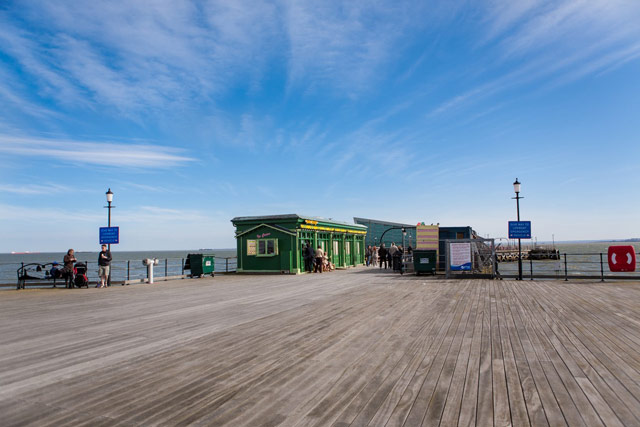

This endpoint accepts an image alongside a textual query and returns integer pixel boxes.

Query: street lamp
[402,227,407,250]
[104,188,115,285]
[512,179,523,280]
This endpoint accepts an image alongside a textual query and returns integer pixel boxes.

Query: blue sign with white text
[508,221,531,239]
[99,227,120,244]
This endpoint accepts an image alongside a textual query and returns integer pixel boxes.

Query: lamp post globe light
[512,179,523,280]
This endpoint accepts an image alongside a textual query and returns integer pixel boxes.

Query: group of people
[365,243,412,271]
[48,245,112,288]
[303,242,335,273]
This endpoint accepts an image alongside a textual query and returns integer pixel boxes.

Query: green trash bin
[187,253,215,277]
[413,250,437,275]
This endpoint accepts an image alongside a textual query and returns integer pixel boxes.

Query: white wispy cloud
[119,206,210,223]
[0,0,281,117]
[283,1,419,95]
[0,183,73,195]
[0,203,101,222]
[429,0,640,115]
[0,135,194,168]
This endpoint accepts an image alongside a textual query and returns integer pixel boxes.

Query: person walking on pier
[371,246,378,267]
[314,245,324,273]
[98,244,112,288]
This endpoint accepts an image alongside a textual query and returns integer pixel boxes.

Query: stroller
[73,263,89,288]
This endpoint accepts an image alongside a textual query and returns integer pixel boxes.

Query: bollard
[143,258,159,284]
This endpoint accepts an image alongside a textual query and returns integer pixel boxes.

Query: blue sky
[1,0,640,252]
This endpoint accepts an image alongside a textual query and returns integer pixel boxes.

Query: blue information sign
[99,227,120,244]
[508,221,531,239]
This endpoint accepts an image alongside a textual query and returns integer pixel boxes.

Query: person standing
[378,244,387,269]
[314,245,324,273]
[304,242,315,273]
[371,246,378,267]
[63,249,77,288]
[98,244,112,288]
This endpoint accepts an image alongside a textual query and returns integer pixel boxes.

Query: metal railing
[2,257,238,289]
[497,252,640,281]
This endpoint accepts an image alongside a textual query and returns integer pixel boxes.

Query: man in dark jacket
[378,245,387,269]
[304,242,314,272]
[98,244,112,288]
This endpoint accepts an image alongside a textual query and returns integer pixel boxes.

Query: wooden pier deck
[1,268,639,426]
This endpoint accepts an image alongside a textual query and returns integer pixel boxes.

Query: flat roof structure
[1,272,639,425]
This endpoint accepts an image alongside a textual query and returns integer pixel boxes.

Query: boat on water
[495,246,560,262]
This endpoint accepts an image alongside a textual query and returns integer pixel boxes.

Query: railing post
[564,253,568,281]
[226,257,229,272]
[181,258,184,275]
[127,260,130,282]
[600,253,605,282]
[19,262,24,289]
[165,258,168,277]
[530,257,533,280]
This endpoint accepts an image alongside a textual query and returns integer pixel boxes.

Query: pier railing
[1,257,238,288]
[4,252,640,287]
[497,252,640,281]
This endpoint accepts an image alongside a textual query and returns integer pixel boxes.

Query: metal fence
[497,252,640,281]
[2,257,238,288]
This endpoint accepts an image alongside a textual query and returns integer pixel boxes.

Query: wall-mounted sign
[416,224,438,250]
[247,240,257,256]
[450,242,471,271]
[257,233,271,238]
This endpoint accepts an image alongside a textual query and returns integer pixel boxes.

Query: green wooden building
[231,214,367,274]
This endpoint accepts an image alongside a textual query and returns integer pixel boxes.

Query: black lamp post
[402,227,406,251]
[512,179,523,280]
[105,188,114,285]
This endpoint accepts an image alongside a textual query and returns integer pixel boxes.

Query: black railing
[3,257,238,289]
[498,252,640,281]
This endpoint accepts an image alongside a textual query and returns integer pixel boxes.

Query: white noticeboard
[450,242,471,271]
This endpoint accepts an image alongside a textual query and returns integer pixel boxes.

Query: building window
[257,239,278,257]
